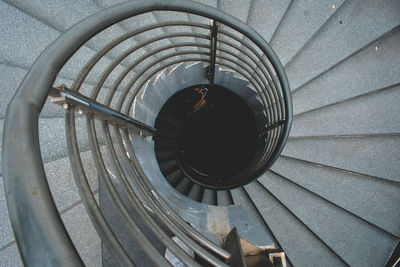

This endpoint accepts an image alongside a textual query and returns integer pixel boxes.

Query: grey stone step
[4,0,141,67]
[244,181,345,266]
[285,0,400,90]
[152,10,197,53]
[0,1,57,68]
[165,168,183,187]
[95,0,172,61]
[192,0,217,8]
[174,177,193,196]
[282,135,400,183]
[0,63,124,120]
[230,187,278,246]
[158,158,178,175]
[216,191,233,206]
[0,1,126,88]
[219,0,252,23]
[0,177,14,248]
[290,84,400,137]
[0,63,28,119]
[271,156,400,237]
[247,0,292,42]
[202,189,217,205]
[292,27,400,115]
[1,148,100,264]
[188,0,217,48]
[0,117,97,175]
[270,0,346,66]
[0,242,23,267]
[258,171,398,267]
[187,184,204,202]
[62,196,102,267]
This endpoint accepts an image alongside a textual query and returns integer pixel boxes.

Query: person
[186,86,208,116]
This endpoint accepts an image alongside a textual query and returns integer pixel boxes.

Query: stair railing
[2,0,292,265]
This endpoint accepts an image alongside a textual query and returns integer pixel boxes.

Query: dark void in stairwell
[154,84,264,190]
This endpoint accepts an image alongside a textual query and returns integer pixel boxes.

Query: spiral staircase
[1,0,400,266]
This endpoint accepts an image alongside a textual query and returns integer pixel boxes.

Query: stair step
[285,0,400,90]
[1,148,100,260]
[0,1,58,68]
[0,64,28,119]
[219,0,252,23]
[132,99,157,127]
[244,182,346,266]
[158,158,178,175]
[152,10,197,53]
[4,0,143,67]
[95,1,172,62]
[258,171,398,266]
[292,27,400,115]
[202,189,217,205]
[216,191,233,206]
[291,84,400,137]
[283,135,400,183]
[187,184,204,202]
[0,1,129,89]
[39,116,105,164]
[248,0,292,42]
[165,168,184,187]
[272,156,400,237]
[174,177,193,196]
[271,0,346,65]
[230,187,277,246]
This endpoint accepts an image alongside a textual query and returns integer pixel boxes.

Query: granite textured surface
[1,0,400,266]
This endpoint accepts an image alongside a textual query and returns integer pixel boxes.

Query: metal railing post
[209,20,218,84]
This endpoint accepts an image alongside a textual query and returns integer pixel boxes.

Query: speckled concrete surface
[1,0,399,265]
[259,171,398,266]
[283,135,400,183]
[271,156,400,236]
[285,0,400,90]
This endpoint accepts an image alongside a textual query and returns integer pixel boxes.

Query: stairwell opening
[154,84,266,191]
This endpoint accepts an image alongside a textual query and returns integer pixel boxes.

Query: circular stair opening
[154,84,263,190]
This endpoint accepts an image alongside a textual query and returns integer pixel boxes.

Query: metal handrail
[2,0,292,265]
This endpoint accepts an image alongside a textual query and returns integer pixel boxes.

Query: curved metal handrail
[2,0,292,265]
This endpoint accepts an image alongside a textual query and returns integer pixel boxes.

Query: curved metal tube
[2,0,292,265]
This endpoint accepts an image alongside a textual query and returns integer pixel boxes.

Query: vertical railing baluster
[209,20,218,84]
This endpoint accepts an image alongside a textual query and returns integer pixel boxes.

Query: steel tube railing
[3,0,292,265]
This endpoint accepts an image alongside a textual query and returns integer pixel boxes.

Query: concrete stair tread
[187,184,204,202]
[165,168,184,187]
[219,0,252,23]
[174,176,194,196]
[216,190,233,206]
[285,0,400,91]
[292,27,400,115]
[1,147,101,265]
[283,135,400,183]
[248,0,292,43]
[271,155,400,237]
[4,0,144,67]
[258,171,398,266]
[290,83,400,137]
[0,1,127,88]
[202,188,217,205]
[271,0,346,66]
[244,181,346,266]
